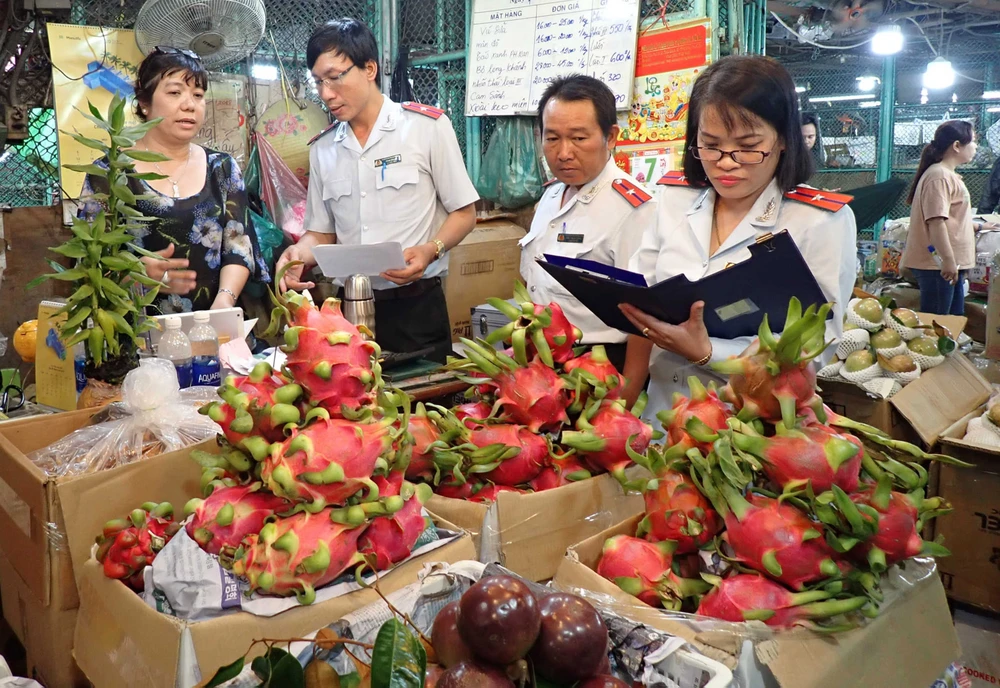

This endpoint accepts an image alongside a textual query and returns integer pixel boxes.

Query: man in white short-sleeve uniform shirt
[276,18,479,362]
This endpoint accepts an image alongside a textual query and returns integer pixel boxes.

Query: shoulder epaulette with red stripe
[401,102,444,120]
[783,186,854,212]
[309,122,338,145]
[656,171,690,187]
[543,178,559,188]
[612,178,652,208]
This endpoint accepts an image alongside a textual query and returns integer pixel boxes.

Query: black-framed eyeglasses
[314,65,355,91]
[154,45,202,61]
[692,146,772,165]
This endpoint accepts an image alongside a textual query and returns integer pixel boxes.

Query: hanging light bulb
[856,75,880,92]
[923,57,955,90]
[871,25,904,55]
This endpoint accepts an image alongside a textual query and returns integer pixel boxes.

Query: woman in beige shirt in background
[901,120,977,315]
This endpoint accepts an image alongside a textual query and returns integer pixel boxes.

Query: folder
[539,230,829,340]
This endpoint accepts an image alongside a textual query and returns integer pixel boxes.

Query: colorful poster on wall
[617,18,712,151]
[47,24,145,199]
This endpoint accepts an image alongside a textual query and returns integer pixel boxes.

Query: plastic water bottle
[158,316,193,388]
[189,312,221,388]
[73,341,87,394]
[927,245,944,268]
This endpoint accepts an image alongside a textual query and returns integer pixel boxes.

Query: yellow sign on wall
[47,24,145,200]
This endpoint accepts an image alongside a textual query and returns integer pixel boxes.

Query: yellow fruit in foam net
[13,320,37,363]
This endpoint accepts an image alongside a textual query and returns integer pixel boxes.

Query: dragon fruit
[450,340,570,432]
[232,509,367,604]
[184,484,290,560]
[398,403,448,482]
[596,535,709,609]
[433,421,552,487]
[529,452,592,491]
[95,502,180,591]
[562,395,656,482]
[656,376,731,454]
[708,480,846,589]
[263,267,383,415]
[563,345,624,404]
[696,574,867,629]
[848,479,951,572]
[190,448,256,495]
[712,298,831,428]
[485,282,582,366]
[451,400,495,428]
[357,482,433,571]
[200,362,303,450]
[723,421,864,494]
[469,483,527,503]
[635,466,723,553]
[261,406,397,511]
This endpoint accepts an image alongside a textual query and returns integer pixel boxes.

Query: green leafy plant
[28,94,172,385]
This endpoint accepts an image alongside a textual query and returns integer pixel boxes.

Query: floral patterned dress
[80,148,270,313]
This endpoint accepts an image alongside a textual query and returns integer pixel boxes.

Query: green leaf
[112,135,136,148]
[125,149,173,163]
[101,255,134,271]
[107,310,135,338]
[76,109,111,132]
[64,131,107,152]
[203,656,246,687]
[128,242,166,260]
[251,648,305,687]
[129,271,163,289]
[88,326,105,365]
[127,171,170,181]
[110,94,125,131]
[120,118,164,140]
[46,267,88,282]
[64,329,91,348]
[25,274,49,290]
[87,101,105,121]
[64,306,93,330]
[99,231,132,246]
[112,183,137,205]
[68,284,95,303]
[51,243,88,259]
[370,618,426,688]
[63,163,110,177]
[101,278,130,299]
[116,203,144,218]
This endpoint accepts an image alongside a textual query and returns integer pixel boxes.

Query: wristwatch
[432,239,447,259]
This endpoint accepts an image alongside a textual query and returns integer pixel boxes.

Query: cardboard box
[444,220,526,342]
[554,515,961,688]
[937,406,1000,613]
[0,408,102,609]
[819,348,991,450]
[0,553,87,687]
[73,523,475,688]
[954,609,1000,687]
[427,473,643,582]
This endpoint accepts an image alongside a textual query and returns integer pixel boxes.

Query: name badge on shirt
[557,233,585,243]
[374,154,402,168]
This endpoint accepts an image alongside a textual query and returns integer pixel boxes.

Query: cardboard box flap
[55,440,216,581]
[466,219,527,244]
[889,354,992,447]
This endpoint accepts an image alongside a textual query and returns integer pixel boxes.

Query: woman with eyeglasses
[618,56,858,417]
[79,46,269,313]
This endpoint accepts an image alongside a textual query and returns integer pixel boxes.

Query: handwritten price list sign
[465,0,640,116]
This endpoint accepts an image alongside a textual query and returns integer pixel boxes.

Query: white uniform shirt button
[531,286,536,293]
[361,191,367,198]
[702,261,708,267]
[360,156,366,162]
[363,225,368,231]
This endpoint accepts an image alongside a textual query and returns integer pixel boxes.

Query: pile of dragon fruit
[95,283,436,605]
[409,281,659,500]
[595,298,969,631]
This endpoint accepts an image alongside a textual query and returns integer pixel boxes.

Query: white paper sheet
[313,242,406,278]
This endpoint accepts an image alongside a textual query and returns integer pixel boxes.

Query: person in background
[519,75,655,373]
[901,120,977,316]
[618,56,857,417]
[80,46,268,313]
[801,112,825,171]
[275,18,479,363]
[980,155,1000,214]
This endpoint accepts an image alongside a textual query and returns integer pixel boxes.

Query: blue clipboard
[539,230,829,339]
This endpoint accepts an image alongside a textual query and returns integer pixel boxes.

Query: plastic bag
[28,359,220,477]
[256,134,308,242]
[476,116,545,209]
[879,218,909,278]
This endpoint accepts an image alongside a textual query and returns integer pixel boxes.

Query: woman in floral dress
[80,47,269,313]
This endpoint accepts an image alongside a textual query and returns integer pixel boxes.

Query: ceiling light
[871,25,903,55]
[251,64,278,81]
[795,85,807,93]
[808,94,873,103]
[856,76,880,92]
[988,106,1000,113]
[859,101,881,108]
[982,91,1000,100]
[923,57,955,90]
[952,93,958,103]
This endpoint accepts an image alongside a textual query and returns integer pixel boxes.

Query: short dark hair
[537,74,618,138]
[307,18,380,81]
[133,48,208,122]
[682,56,813,192]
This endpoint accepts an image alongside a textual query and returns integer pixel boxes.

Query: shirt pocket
[322,178,352,202]
[375,164,421,220]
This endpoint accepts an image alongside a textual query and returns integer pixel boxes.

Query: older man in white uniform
[276,18,479,362]
[519,75,656,372]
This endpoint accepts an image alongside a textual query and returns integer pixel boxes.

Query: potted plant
[29,94,171,408]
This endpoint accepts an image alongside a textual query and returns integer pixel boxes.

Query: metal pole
[464,0,480,181]
[874,53,897,243]
[380,0,394,93]
[410,50,468,66]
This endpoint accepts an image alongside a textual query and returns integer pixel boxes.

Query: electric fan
[134,0,266,69]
